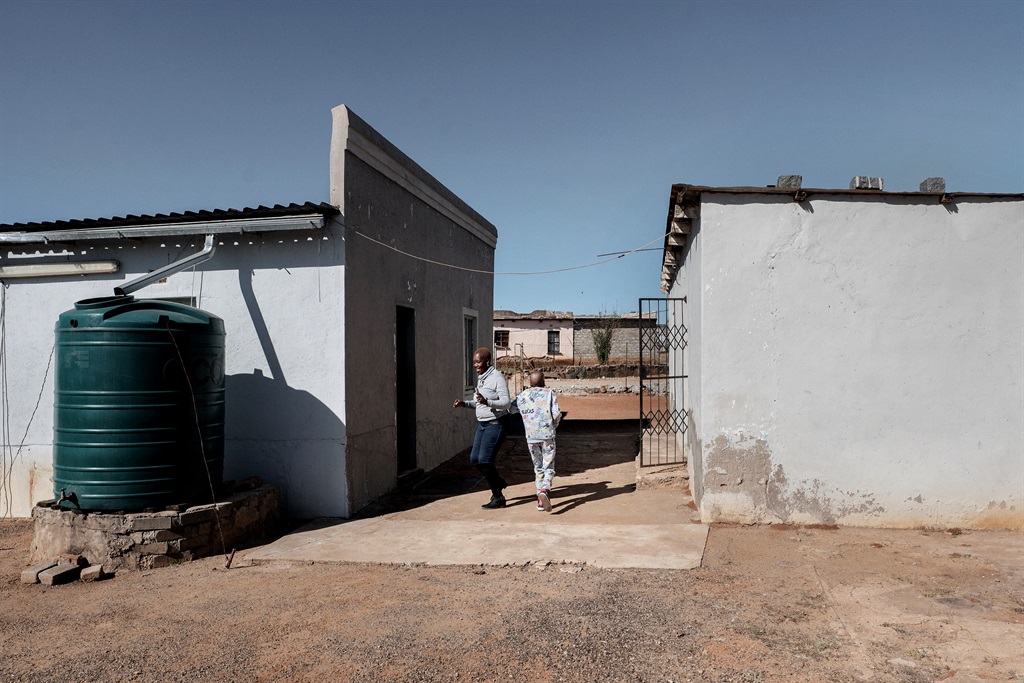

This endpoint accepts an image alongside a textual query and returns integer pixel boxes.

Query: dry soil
[2,520,1022,682]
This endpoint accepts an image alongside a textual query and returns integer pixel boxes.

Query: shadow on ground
[355,419,640,519]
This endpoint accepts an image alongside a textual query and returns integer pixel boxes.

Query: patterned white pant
[527,439,556,492]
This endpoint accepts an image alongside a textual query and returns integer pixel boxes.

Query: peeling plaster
[766,464,886,525]
[700,432,891,526]
[699,434,773,522]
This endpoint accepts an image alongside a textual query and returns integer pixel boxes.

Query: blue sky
[1,0,1021,314]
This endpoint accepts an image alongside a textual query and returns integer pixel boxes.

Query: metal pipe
[115,235,216,296]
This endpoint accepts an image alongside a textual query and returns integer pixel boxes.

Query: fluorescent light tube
[0,260,120,279]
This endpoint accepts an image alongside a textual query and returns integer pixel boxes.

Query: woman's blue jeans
[471,418,509,495]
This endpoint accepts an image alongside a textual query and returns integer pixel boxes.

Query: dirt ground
[2,392,1022,683]
[552,379,640,421]
[3,520,1021,682]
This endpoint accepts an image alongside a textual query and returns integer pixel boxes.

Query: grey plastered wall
[680,192,1024,529]
[331,106,496,514]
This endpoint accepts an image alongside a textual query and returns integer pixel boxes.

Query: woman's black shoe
[482,495,506,509]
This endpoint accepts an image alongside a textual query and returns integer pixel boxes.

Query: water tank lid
[57,296,224,333]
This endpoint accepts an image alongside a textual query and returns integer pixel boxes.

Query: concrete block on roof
[777,175,802,189]
[920,177,946,192]
[850,176,884,190]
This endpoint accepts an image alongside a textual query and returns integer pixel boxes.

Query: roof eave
[0,212,337,245]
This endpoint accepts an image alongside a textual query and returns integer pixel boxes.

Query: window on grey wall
[464,315,477,388]
[547,330,560,355]
[494,330,509,349]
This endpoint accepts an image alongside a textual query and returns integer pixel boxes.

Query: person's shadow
[505,480,636,514]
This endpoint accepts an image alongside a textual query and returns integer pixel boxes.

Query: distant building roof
[494,309,574,321]
[0,202,339,244]
[494,310,652,322]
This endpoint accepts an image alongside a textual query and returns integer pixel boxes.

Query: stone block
[146,530,184,543]
[21,562,57,584]
[920,177,945,192]
[111,537,136,554]
[39,563,82,586]
[80,565,105,582]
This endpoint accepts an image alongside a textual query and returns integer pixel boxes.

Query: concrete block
[138,542,170,555]
[130,516,175,531]
[178,508,217,525]
[21,562,57,584]
[80,565,105,582]
[58,553,89,567]
[177,535,207,552]
[39,563,82,586]
[234,506,258,529]
[776,175,802,189]
[920,177,945,192]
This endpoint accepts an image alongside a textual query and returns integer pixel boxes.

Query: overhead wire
[350,227,672,275]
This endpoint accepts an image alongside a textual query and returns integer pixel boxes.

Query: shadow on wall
[219,261,348,518]
[222,371,347,518]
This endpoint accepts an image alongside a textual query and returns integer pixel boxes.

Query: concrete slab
[248,518,708,569]
[246,421,708,570]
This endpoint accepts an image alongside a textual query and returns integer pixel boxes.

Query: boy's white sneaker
[538,490,551,512]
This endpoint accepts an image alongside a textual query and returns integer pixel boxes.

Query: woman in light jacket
[454,348,512,508]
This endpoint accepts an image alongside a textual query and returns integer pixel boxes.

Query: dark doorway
[396,306,417,476]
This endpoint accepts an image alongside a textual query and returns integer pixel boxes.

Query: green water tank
[53,296,226,511]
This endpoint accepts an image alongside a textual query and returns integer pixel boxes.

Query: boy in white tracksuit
[513,371,562,512]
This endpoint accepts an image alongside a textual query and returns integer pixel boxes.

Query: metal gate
[639,298,687,466]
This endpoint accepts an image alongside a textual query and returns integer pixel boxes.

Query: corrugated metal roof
[0,202,338,233]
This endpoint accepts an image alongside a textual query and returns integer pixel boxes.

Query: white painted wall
[670,225,704,502]
[0,224,348,518]
[677,192,1024,529]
